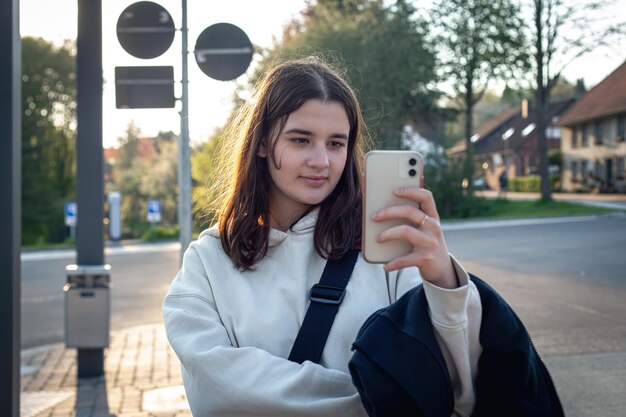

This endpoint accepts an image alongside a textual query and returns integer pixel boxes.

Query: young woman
[163,57,482,416]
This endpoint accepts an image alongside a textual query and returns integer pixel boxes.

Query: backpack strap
[288,249,360,364]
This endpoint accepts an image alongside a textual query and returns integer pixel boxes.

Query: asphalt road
[21,242,180,348]
[444,213,626,417]
[21,213,626,416]
[444,213,626,355]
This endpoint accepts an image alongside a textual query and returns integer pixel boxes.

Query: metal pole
[76,0,106,377]
[178,0,193,264]
[0,0,21,414]
[504,138,509,172]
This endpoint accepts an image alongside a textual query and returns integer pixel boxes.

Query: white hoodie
[163,209,482,416]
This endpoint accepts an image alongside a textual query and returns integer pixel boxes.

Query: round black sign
[194,23,253,81]
[117,1,175,59]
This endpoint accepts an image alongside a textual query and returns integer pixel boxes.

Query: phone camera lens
[409,169,417,177]
[409,158,417,166]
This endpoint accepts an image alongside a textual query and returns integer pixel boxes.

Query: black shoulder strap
[288,249,360,364]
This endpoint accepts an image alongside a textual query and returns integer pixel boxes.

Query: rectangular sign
[65,202,77,227]
[147,199,161,223]
[115,66,175,109]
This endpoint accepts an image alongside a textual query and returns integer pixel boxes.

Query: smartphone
[362,150,424,263]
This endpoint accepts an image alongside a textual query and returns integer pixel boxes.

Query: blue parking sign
[64,202,77,227]
[147,199,161,223]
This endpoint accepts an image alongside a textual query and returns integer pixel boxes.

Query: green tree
[107,126,179,237]
[248,0,440,150]
[111,123,144,232]
[432,0,528,188]
[191,129,224,229]
[423,149,489,218]
[21,37,77,245]
[140,135,178,226]
[529,0,624,200]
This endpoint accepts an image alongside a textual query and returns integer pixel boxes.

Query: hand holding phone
[362,150,424,263]
[362,150,459,289]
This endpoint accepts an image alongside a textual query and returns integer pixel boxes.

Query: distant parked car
[473,177,488,190]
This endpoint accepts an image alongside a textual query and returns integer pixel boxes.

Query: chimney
[575,78,586,97]
[521,98,528,119]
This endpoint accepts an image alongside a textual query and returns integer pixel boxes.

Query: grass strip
[465,198,617,220]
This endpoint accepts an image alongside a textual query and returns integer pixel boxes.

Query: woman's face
[260,99,350,227]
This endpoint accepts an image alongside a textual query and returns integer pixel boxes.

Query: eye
[290,137,309,145]
[328,140,347,149]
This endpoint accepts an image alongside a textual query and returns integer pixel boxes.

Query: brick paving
[20,324,191,417]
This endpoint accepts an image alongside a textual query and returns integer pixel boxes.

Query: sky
[20,0,626,149]
[21,0,308,148]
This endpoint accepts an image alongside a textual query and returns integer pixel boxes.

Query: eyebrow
[283,128,349,140]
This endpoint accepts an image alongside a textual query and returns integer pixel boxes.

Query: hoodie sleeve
[162,245,367,417]
[396,255,483,417]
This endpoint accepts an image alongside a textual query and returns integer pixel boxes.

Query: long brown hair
[211,57,366,270]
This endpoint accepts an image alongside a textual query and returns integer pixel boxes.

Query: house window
[572,127,578,148]
[581,124,589,146]
[618,116,625,142]
[571,160,578,181]
[581,160,589,178]
[594,160,602,178]
[618,158,625,178]
[546,126,561,139]
[595,122,603,145]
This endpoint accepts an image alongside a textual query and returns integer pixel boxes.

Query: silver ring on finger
[417,213,429,228]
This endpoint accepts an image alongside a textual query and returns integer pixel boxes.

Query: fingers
[378,224,437,272]
[377,223,437,249]
[392,187,438,220]
[371,204,432,228]
[369,186,438,225]
[369,186,456,286]
[375,214,446,274]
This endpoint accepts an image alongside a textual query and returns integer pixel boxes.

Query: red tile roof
[103,147,120,161]
[103,138,156,161]
[559,60,626,126]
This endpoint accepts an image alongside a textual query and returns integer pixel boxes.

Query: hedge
[509,175,560,192]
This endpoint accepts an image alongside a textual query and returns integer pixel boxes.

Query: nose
[307,144,329,169]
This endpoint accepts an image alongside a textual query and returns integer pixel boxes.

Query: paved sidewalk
[18,195,626,417]
[476,190,626,209]
[20,324,191,417]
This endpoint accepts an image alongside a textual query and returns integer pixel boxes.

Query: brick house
[447,99,575,190]
[559,61,626,193]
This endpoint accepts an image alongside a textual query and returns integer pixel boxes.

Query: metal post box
[64,264,111,348]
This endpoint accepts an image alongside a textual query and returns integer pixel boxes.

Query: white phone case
[362,150,424,263]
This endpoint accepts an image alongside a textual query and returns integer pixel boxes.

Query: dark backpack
[348,274,565,417]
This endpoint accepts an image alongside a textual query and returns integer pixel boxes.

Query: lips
[301,176,328,186]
